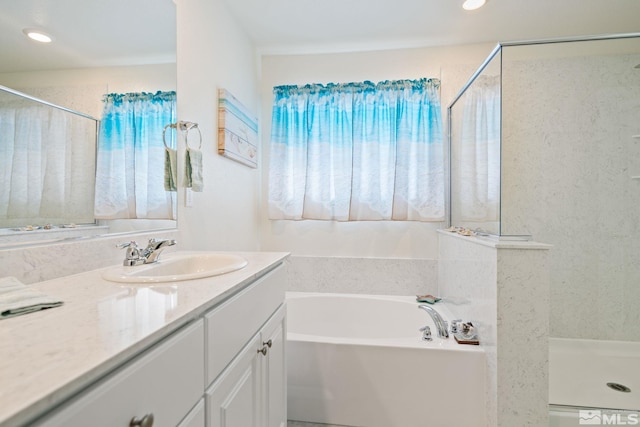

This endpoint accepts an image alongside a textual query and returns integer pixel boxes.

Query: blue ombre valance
[102,90,177,105]
[273,78,440,97]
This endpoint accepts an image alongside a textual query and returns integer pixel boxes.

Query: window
[268,78,444,221]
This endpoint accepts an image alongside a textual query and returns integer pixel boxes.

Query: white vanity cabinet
[205,266,286,427]
[18,260,287,427]
[33,320,206,427]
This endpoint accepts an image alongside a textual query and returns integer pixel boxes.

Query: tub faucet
[418,304,449,339]
[118,238,177,266]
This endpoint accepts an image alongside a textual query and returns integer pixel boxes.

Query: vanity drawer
[205,265,285,385]
[35,320,205,427]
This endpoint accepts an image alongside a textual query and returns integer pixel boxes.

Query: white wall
[259,44,494,259]
[0,63,176,118]
[176,0,261,252]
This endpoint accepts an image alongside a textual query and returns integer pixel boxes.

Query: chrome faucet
[141,238,177,263]
[418,304,449,339]
[118,238,177,266]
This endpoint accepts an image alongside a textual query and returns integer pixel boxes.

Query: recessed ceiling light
[462,0,486,10]
[23,28,53,43]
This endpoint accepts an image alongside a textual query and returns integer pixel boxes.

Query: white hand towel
[0,276,63,319]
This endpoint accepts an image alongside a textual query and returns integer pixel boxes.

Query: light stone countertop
[0,251,289,427]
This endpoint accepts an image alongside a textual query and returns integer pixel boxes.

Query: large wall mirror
[0,0,177,244]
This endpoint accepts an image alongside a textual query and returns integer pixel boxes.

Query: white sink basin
[102,252,248,283]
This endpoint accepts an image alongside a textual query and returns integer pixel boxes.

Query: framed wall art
[217,88,258,168]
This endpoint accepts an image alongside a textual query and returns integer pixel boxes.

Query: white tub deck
[286,292,486,427]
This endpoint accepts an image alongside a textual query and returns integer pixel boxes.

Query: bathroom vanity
[0,251,288,427]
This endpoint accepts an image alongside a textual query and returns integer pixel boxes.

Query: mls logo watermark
[579,410,639,425]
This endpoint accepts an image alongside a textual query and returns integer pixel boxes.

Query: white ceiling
[223,0,640,54]
[0,0,639,74]
[0,0,176,73]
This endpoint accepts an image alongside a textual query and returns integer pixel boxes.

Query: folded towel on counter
[185,147,203,192]
[0,276,63,319]
[164,147,178,192]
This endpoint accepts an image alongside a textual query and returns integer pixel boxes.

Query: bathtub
[549,338,640,426]
[286,292,486,427]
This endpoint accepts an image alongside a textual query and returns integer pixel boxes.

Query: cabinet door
[205,266,285,386]
[260,305,286,427]
[206,335,261,427]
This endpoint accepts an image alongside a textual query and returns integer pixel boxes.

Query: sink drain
[607,382,631,393]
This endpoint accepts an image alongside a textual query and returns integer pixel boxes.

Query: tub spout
[418,304,449,338]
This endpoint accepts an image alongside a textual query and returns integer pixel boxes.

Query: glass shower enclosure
[448,33,640,423]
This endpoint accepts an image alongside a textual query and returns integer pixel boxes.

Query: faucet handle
[419,325,432,341]
[117,241,144,266]
[460,322,475,335]
[450,319,463,334]
[117,240,139,249]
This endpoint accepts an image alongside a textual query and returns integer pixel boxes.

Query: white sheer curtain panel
[457,76,501,222]
[268,79,444,221]
[0,105,96,226]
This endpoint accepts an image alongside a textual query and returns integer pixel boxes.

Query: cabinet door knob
[257,346,268,356]
[130,413,154,427]
[263,339,272,348]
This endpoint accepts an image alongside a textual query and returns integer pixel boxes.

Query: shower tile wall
[437,232,498,427]
[285,255,438,296]
[501,50,640,341]
[438,231,550,427]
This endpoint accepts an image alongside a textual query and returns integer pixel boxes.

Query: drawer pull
[130,413,154,427]
[257,346,268,356]
[263,339,272,348]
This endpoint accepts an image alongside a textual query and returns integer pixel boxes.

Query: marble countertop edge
[0,251,289,427]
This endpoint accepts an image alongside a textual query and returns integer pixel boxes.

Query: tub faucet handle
[419,325,432,341]
[450,319,463,334]
[460,321,475,335]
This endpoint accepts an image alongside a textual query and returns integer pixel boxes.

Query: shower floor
[549,338,640,411]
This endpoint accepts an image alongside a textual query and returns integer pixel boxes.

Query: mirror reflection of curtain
[0,104,96,225]
[457,76,500,222]
[268,78,444,221]
[94,91,177,220]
